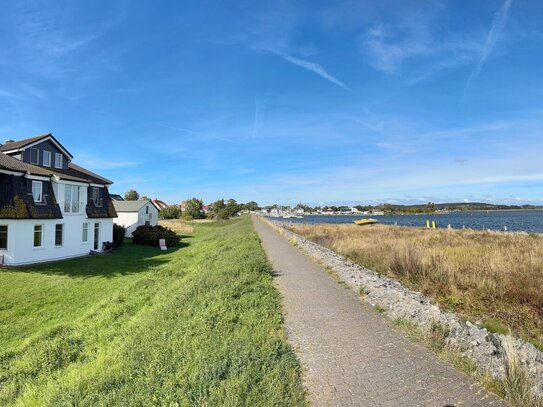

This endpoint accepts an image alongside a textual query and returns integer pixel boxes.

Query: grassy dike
[0,216,306,406]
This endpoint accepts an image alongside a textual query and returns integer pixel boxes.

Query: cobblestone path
[253,216,507,407]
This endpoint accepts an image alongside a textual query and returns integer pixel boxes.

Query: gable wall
[20,139,69,169]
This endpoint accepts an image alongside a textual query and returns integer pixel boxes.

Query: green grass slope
[0,216,306,406]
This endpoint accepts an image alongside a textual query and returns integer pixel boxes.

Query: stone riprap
[270,219,543,398]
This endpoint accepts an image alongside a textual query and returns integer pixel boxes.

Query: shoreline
[265,217,543,400]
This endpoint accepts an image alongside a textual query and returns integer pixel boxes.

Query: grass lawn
[0,216,306,406]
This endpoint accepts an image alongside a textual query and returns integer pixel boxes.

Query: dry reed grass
[288,223,543,350]
[501,335,542,406]
[158,219,194,235]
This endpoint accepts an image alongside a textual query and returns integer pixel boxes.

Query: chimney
[4,139,14,144]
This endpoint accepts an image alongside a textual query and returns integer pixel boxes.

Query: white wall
[0,179,114,265]
[114,201,159,237]
[0,217,113,266]
[114,212,139,237]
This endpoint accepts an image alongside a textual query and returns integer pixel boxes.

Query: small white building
[113,200,158,237]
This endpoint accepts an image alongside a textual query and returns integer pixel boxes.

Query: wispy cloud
[6,3,125,79]
[263,48,347,89]
[360,23,431,74]
[74,157,141,170]
[157,124,240,145]
[466,0,513,87]
[251,99,260,138]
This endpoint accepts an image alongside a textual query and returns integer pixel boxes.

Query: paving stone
[253,216,508,407]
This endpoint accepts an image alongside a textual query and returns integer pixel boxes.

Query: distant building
[113,200,158,237]
[151,198,168,211]
[110,194,124,201]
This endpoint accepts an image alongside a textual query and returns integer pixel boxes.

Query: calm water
[280,210,543,233]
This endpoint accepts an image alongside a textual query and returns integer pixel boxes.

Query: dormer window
[43,151,51,167]
[30,148,39,164]
[31,181,43,203]
[92,187,102,207]
[55,153,63,169]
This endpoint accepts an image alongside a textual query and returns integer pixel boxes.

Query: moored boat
[354,218,378,226]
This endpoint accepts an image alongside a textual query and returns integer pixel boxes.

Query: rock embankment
[269,219,543,397]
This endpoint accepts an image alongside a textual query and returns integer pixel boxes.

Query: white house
[113,200,158,237]
[0,133,117,266]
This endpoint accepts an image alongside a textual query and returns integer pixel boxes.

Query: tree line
[161,198,260,221]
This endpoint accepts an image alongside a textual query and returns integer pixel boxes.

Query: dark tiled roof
[0,133,74,159]
[109,194,124,201]
[86,187,117,218]
[0,134,51,152]
[0,152,112,185]
[0,173,62,219]
[64,163,113,185]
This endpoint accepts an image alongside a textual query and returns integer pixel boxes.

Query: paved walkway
[253,216,507,407]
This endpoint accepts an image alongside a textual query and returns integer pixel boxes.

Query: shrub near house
[132,224,179,247]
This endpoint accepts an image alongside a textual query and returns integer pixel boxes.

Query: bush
[132,225,180,247]
[184,198,205,219]
[113,224,126,247]
[160,206,181,219]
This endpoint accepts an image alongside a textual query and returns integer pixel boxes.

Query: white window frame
[92,187,101,207]
[0,225,7,250]
[33,224,43,248]
[55,224,64,247]
[43,150,51,167]
[29,148,39,164]
[82,222,89,243]
[55,153,63,169]
[32,180,43,203]
[64,185,81,213]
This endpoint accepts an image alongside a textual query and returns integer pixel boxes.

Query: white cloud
[466,0,514,86]
[263,48,347,89]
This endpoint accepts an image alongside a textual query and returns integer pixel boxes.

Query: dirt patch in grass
[158,219,194,234]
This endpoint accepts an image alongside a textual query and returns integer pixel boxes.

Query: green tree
[210,199,228,220]
[184,198,205,219]
[224,199,240,218]
[124,189,140,201]
[426,202,436,212]
[243,201,260,211]
[160,206,181,219]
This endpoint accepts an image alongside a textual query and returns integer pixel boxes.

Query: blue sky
[1,0,542,206]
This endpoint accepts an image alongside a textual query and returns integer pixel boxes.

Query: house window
[31,181,43,203]
[64,185,81,213]
[0,225,7,250]
[92,187,101,207]
[43,151,51,167]
[55,224,63,246]
[33,225,43,247]
[82,222,89,243]
[145,221,150,226]
[93,222,100,250]
[55,153,63,168]
[29,148,39,164]
[146,205,149,214]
